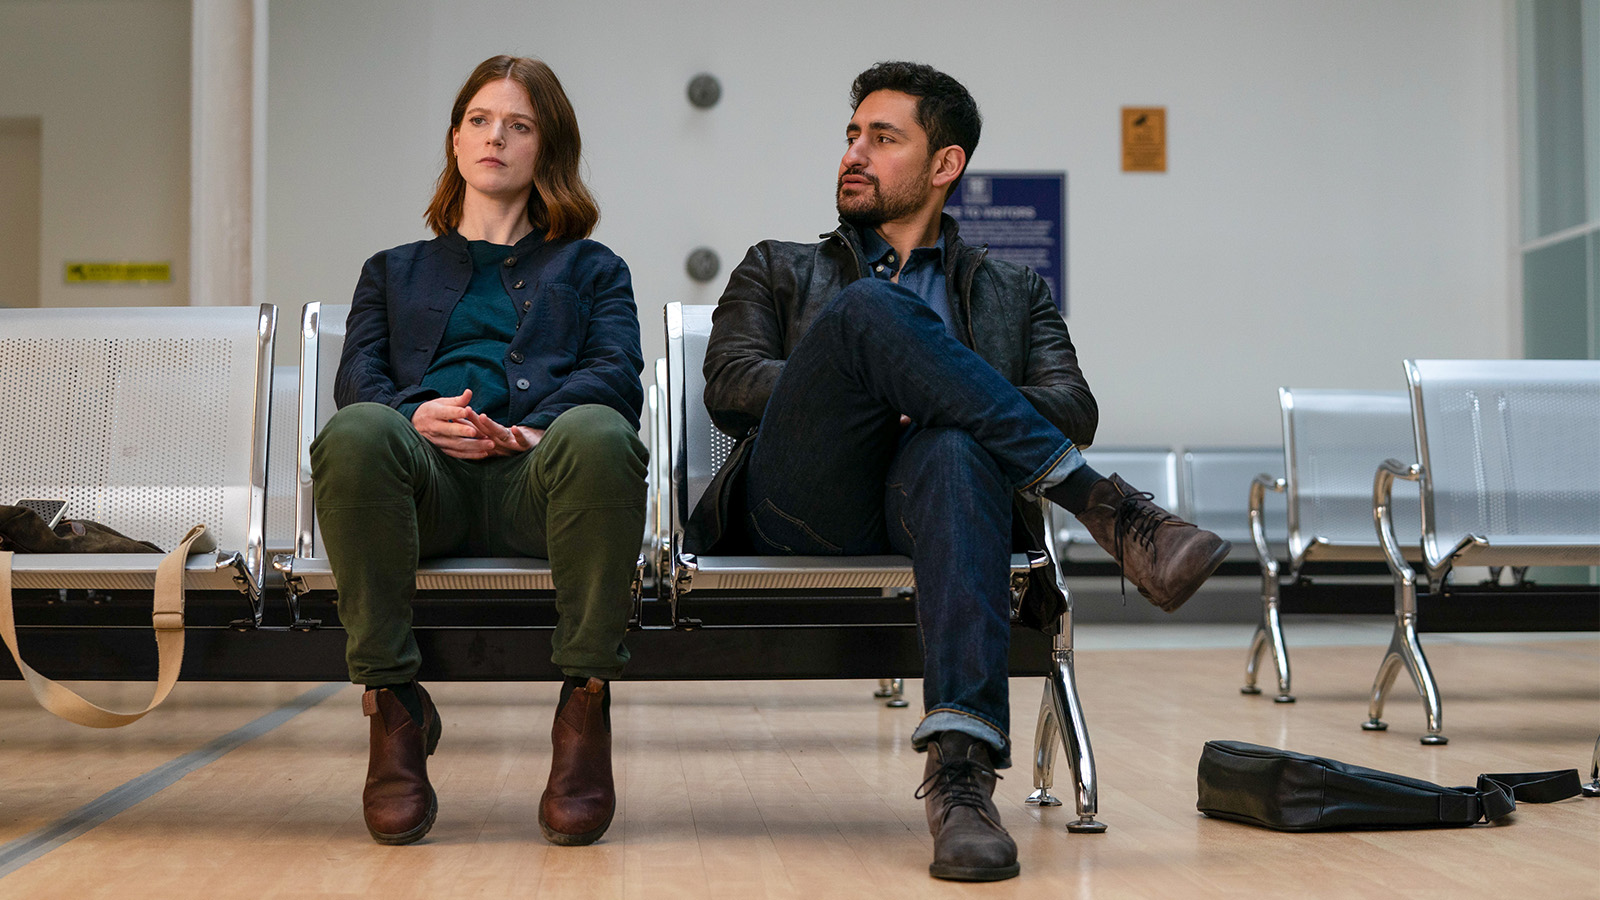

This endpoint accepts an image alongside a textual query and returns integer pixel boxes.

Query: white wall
[266,0,1513,446]
[0,118,42,308]
[0,0,191,308]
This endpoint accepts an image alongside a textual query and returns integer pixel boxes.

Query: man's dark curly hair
[850,61,981,187]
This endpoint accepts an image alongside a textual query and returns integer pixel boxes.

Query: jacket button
[509,351,525,363]
[522,300,531,310]
[503,257,517,267]
[513,280,525,289]
[515,378,531,390]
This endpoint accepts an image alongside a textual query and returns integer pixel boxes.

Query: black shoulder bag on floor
[1197,740,1584,831]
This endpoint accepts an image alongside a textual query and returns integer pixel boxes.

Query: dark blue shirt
[407,240,518,424]
[860,228,953,336]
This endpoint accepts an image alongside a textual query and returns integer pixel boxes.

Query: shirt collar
[860,228,944,271]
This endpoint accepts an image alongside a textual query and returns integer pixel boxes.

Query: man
[694,62,1229,881]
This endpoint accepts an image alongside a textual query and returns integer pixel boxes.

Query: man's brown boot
[1075,473,1231,612]
[917,732,1019,882]
[362,684,441,845]
[539,677,616,846]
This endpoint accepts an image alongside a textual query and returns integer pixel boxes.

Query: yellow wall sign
[1121,107,1167,173]
[64,262,173,284]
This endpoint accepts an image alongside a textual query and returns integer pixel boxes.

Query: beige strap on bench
[0,524,211,728]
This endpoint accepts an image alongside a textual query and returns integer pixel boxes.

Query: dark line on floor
[0,681,345,879]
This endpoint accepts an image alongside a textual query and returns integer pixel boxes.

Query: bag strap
[1473,769,1585,822]
[0,524,210,728]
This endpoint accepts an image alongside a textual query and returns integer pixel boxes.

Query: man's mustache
[838,167,878,191]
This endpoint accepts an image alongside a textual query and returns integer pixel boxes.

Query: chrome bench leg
[1242,579,1293,703]
[873,677,908,708]
[1027,683,1063,808]
[1363,589,1446,744]
[1583,734,1600,798]
[1028,615,1106,833]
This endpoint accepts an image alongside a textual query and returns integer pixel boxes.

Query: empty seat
[0,304,276,625]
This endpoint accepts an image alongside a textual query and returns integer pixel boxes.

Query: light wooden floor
[0,626,1596,899]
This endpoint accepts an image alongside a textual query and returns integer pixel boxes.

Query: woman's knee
[538,405,649,490]
[310,402,416,481]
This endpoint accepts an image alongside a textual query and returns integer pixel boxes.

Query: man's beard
[836,169,926,227]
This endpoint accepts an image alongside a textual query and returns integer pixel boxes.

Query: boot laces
[915,756,1002,817]
[1113,490,1172,557]
[1109,489,1172,601]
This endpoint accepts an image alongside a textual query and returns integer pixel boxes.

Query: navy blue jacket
[335,230,644,430]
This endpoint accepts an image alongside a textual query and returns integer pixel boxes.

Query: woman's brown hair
[424,55,599,240]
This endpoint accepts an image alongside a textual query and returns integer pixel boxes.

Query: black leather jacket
[693,216,1098,630]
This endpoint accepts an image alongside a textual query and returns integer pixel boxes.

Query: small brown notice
[1121,107,1166,173]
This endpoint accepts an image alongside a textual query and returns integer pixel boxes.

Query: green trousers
[309,402,648,685]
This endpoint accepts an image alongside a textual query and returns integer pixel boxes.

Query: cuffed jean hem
[1018,442,1085,499]
[912,709,1012,769]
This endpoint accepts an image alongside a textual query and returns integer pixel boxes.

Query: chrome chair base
[1066,817,1109,834]
[1365,607,1446,745]
[1029,623,1105,834]
[1025,787,1062,808]
[1583,734,1600,797]
[873,677,908,707]
[1241,605,1295,704]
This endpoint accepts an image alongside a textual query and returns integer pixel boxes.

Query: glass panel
[1523,234,1589,358]
[1587,0,1599,220]
[1520,0,1589,240]
[1591,231,1599,358]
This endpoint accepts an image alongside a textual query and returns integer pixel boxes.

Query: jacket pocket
[521,284,586,376]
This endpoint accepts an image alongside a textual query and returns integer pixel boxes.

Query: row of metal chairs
[1245,369,1600,744]
[5,301,1594,798]
[0,302,1107,833]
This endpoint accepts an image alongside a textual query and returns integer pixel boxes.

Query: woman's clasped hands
[410,389,545,459]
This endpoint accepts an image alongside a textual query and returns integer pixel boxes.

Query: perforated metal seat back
[266,364,299,553]
[674,305,735,520]
[304,304,350,555]
[1283,389,1419,557]
[0,307,266,551]
[1182,448,1285,546]
[1410,360,1600,556]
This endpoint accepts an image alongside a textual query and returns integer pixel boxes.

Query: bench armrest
[1373,459,1421,597]
[1248,473,1285,576]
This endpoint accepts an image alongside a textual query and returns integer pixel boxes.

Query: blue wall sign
[946,172,1067,314]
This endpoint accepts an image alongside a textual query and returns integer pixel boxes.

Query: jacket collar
[825,213,979,266]
[435,227,549,258]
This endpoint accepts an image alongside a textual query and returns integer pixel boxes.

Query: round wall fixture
[685,247,721,282]
[687,73,722,109]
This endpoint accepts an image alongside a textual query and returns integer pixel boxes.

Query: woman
[310,55,646,847]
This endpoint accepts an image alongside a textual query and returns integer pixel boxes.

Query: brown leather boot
[917,732,1019,882]
[362,684,441,845]
[1074,473,1231,612]
[539,678,616,846]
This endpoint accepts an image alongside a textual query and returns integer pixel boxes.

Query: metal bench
[1372,359,1600,744]
[664,301,1105,834]
[0,304,276,626]
[266,364,299,559]
[1244,389,1422,702]
[1180,447,1285,566]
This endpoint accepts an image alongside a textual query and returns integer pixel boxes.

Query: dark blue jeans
[743,278,1084,765]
